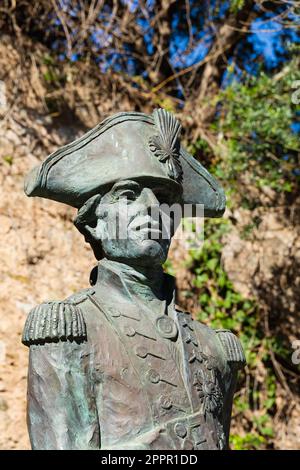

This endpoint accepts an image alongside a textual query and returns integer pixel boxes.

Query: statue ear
[73,194,105,260]
[84,216,106,242]
[73,193,103,241]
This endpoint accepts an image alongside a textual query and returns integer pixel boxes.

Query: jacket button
[146,369,160,384]
[107,307,121,317]
[159,395,172,410]
[174,423,187,438]
[123,326,135,337]
[156,316,178,339]
[135,346,148,358]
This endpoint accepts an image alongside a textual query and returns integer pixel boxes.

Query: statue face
[94,179,182,267]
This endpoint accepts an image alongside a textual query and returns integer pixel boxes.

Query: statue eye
[154,190,171,205]
[117,189,136,200]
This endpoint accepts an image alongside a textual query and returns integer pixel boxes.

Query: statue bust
[22,108,245,450]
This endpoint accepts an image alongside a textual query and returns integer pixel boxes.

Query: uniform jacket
[22,260,245,450]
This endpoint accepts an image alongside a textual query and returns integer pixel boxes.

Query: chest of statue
[83,292,234,450]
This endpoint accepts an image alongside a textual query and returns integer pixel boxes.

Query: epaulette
[215,329,246,368]
[22,289,94,347]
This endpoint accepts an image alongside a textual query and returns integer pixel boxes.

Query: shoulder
[214,329,246,369]
[22,288,94,347]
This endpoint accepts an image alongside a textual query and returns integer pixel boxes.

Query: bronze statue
[22,109,245,450]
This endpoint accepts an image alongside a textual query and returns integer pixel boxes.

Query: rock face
[222,207,300,341]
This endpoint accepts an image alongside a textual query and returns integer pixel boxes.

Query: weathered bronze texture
[22,108,245,450]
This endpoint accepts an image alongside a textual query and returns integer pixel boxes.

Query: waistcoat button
[159,395,172,410]
[123,326,135,337]
[135,346,148,358]
[146,369,160,384]
[174,422,187,438]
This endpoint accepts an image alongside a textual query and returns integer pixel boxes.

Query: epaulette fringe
[22,300,87,346]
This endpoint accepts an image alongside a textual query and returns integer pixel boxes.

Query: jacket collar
[90,258,176,309]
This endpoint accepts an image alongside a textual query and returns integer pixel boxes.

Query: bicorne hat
[24,109,225,217]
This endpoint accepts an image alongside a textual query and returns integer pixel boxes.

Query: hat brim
[24,112,225,218]
[179,147,226,217]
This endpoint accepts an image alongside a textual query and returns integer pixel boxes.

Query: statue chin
[131,246,168,268]
[102,239,170,268]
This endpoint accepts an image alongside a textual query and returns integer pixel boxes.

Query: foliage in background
[215,54,300,197]
[1,0,299,126]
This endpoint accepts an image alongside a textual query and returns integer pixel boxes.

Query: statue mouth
[129,215,162,234]
[140,228,163,240]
